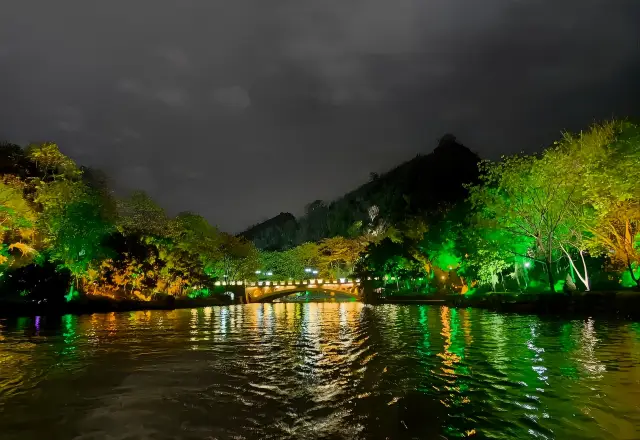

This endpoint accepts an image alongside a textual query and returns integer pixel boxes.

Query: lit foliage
[258,247,311,280]
[207,233,259,282]
[116,191,171,237]
[0,180,38,269]
[2,120,640,302]
[469,149,584,292]
[317,236,368,278]
[567,122,640,287]
[25,142,81,180]
[47,196,115,284]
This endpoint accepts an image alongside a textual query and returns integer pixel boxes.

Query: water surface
[1,303,639,439]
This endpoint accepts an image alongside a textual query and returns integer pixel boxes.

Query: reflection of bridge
[213,279,362,303]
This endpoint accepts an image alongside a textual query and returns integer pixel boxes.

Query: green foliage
[47,196,115,280]
[116,191,171,237]
[2,120,640,301]
[207,234,259,281]
[187,287,211,299]
[64,285,80,302]
[25,142,81,180]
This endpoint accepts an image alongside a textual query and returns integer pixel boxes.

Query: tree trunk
[545,259,555,293]
[627,259,640,290]
[560,245,590,291]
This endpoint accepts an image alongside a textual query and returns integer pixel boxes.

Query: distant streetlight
[255,270,262,274]
[304,268,312,273]
[312,270,318,275]
[524,262,531,268]
[266,271,273,276]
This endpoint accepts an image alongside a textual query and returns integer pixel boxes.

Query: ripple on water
[1,305,640,439]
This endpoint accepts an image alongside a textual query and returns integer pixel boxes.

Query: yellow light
[215,281,221,286]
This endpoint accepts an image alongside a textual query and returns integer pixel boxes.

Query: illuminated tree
[46,194,114,289]
[563,121,640,287]
[469,151,581,293]
[257,242,320,280]
[207,233,259,282]
[0,180,38,268]
[170,212,223,263]
[116,191,171,237]
[317,236,368,278]
[25,142,81,181]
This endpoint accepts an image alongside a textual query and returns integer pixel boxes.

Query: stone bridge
[213,278,363,303]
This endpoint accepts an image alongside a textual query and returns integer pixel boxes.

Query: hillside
[241,134,481,250]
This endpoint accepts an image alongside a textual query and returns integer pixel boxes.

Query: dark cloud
[1,0,639,231]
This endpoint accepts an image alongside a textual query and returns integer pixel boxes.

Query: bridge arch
[244,280,361,303]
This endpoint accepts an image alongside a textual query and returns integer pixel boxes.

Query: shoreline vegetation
[2,119,640,316]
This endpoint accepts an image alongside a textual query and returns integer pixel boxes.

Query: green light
[64,286,80,302]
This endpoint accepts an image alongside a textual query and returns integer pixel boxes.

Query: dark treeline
[1,119,639,306]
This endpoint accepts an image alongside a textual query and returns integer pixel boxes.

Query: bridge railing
[213,277,390,288]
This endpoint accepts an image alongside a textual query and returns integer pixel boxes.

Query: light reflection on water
[0,304,639,439]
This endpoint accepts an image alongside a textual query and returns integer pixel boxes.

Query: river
[1,303,639,439]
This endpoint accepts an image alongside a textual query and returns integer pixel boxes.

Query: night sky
[2,1,639,232]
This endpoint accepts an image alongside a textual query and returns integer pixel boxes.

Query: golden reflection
[286,302,295,329]
[189,308,199,348]
[105,312,117,336]
[460,308,473,346]
[438,306,461,369]
[130,310,151,324]
[203,306,212,325]
[263,303,275,335]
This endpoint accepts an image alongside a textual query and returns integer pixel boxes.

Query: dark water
[1,304,640,440]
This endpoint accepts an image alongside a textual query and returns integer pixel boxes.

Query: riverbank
[0,296,231,318]
[4,291,640,321]
[382,290,640,320]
